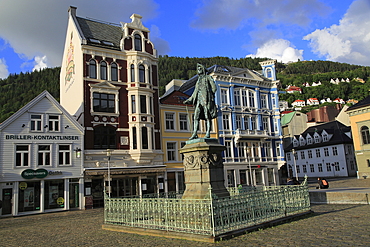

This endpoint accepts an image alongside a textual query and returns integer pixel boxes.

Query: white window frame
[167,142,177,161]
[30,114,43,132]
[248,90,255,108]
[236,115,242,129]
[58,145,71,166]
[234,90,241,106]
[251,116,257,130]
[48,115,60,132]
[332,146,338,156]
[222,114,231,130]
[15,145,30,167]
[37,144,51,166]
[262,117,269,132]
[221,88,229,105]
[165,112,175,130]
[260,94,267,108]
[324,148,329,156]
[179,113,188,131]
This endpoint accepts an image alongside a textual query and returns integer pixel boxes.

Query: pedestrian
[287,178,295,185]
[317,177,329,189]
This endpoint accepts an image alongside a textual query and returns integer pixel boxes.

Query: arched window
[134,34,142,51]
[94,126,116,149]
[139,64,145,82]
[89,59,96,79]
[266,68,272,78]
[100,61,107,80]
[130,64,135,82]
[361,126,370,144]
[111,62,118,81]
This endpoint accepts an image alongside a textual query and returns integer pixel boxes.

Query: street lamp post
[247,147,254,186]
[292,149,298,181]
[107,149,111,198]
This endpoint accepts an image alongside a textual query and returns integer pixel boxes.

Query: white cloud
[247,39,303,63]
[0,58,9,79]
[304,0,370,66]
[191,0,329,30]
[149,25,171,56]
[0,0,159,69]
[33,56,48,72]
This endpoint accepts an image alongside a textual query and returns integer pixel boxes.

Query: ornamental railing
[104,181,310,237]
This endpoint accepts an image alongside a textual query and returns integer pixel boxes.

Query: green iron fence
[104,181,310,237]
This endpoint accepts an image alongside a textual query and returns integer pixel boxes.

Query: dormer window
[293,138,299,147]
[134,34,142,51]
[299,136,306,146]
[307,136,313,145]
[314,133,321,143]
[322,134,328,142]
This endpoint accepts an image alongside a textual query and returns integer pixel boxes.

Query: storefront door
[69,183,79,208]
[2,188,12,215]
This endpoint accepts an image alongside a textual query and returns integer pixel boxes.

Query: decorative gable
[299,135,306,146]
[293,136,299,147]
[306,133,313,145]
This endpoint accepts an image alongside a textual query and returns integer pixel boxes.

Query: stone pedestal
[180,138,230,199]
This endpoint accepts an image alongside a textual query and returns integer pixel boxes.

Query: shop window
[48,115,60,132]
[18,181,41,212]
[94,126,116,149]
[44,180,65,209]
[38,145,51,166]
[100,61,107,80]
[134,34,142,51]
[139,64,145,82]
[111,62,118,81]
[142,127,148,149]
[165,113,175,130]
[16,145,29,167]
[140,95,147,113]
[326,163,332,172]
[30,114,42,132]
[130,64,135,82]
[227,170,235,187]
[89,59,96,79]
[58,145,71,165]
[167,142,176,161]
[93,92,115,113]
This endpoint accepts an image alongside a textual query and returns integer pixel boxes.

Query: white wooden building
[0,91,84,216]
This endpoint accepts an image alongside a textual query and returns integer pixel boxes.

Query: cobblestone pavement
[1,203,369,246]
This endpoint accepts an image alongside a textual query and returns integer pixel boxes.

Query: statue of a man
[184,63,217,140]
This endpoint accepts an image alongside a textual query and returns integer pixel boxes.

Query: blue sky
[0,0,369,79]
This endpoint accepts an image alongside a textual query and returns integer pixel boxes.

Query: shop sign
[19,182,28,190]
[57,197,64,205]
[21,169,48,179]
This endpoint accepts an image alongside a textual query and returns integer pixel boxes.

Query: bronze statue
[184,64,217,139]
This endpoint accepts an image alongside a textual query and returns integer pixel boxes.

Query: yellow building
[159,89,218,192]
[347,96,370,178]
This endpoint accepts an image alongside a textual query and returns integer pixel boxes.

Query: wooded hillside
[0,57,369,123]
